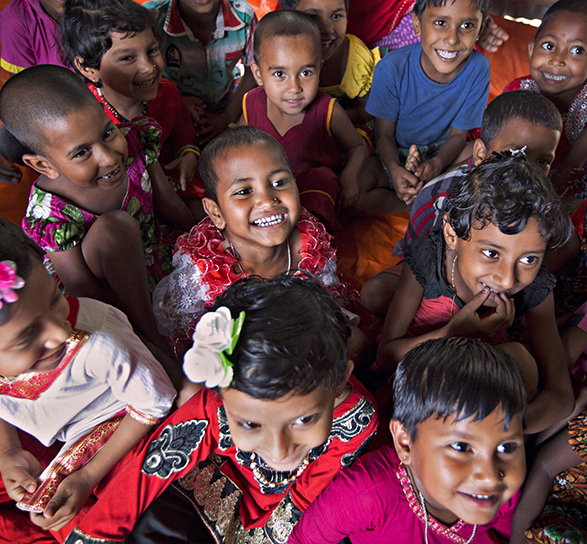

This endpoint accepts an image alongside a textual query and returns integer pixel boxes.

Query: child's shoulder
[225,0,257,23]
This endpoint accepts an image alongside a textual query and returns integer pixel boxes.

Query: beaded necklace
[95,87,147,123]
[249,452,311,489]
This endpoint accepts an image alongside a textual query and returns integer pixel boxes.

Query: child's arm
[148,159,195,232]
[412,127,468,184]
[344,96,372,126]
[0,420,42,501]
[377,265,515,371]
[552,129,587,203]
[524,294,574,434]
[30,414,152,532]
[375,118,423,205]
[330,101,367,210]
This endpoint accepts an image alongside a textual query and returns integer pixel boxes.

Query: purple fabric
[373,12,420,51]
[0,0,68,73]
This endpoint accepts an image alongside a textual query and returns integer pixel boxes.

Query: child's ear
[442,215,458,251]
[74,57,100,85]
[472,138,487,166]
[22,154,61,179]
[340,359,354,388]
[250,62,264,87]
[412,12,421,36]
[528,41,535,60]
[389,420,413,464]
[202,197,226,230]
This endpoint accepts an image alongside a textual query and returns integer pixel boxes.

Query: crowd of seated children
[0,218,176,544]
[64,275,377,544]
[60,0,205,219]
[366,0,490,206]
[0,65,195,383]
[143,0,258,145]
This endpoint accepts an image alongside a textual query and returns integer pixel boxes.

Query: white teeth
[481,283,499,294]
[253,214,284,227]
[471,494,491,499]
[437,50,458,59]
[543,72,568,81]
[99,168,118,180]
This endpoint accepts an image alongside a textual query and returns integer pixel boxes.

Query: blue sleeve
[451,51,490,131]
[365,53,401,122]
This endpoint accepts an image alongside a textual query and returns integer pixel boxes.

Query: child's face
[0,262,71,377]
[444,217,547,307]
[221,384,339,471]
[529,12,587,104]
[87,30,163,105]
[34,104,128,190]
[204,142,301,252]
[483,118,560,176]
[412,0,484,84]
[251,34,321,118]
[391,407,525,526]
[295,0,348,61]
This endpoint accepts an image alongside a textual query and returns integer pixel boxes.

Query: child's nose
[138,54,157,74]
[95,144,118,166]
[472,455,503,486]
[264,429,294,463]
[287,75,302,93]
[493,262,516,292]
[42,315,70,349]
[549,49,566,67]
[444,26,459,46]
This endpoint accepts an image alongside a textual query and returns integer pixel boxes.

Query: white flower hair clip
[0,260,25,310]
[183,307,246,388]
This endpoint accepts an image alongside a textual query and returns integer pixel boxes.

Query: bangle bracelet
[178,146,200,159]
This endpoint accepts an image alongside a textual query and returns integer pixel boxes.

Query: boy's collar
[164,0,246,39]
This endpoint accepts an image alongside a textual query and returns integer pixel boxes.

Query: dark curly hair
[445,151,573,250]
[413,0,490,20]
[61,0,158,83]
[393,337,526,440]
[209,274,350,400]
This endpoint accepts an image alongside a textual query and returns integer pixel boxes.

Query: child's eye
[17,326,37,347]
[239,421,260,430]
[481,249,499,259]
[118,55,134,62]
[520,255,539,265]
[433,19,446,27]
[540,41,555,51]
[332,13,343,19]
[497,442,518,454]
[73,148,90,159]
[149,47,161,56]
[272,70,285,78]
[571,45,585,55]
[450,442,471,452]
[461,21,475,30]
[234,187,252,196]
[295,414,317,426]
[301,69,313,77]
[272,178,290,188]
[103,129,114,140]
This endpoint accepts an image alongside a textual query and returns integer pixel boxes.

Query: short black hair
[0,218,45,326]
[536,0,587,39]
[393,337,527,440]
[0,64,98,155]
[210,274,350,400]
[199,126,292,203]
[481,90,562,147]
[253,10,321,65]
[280,0,350,12]
[61,0,158,82]
[445,151,573,250]
[413,0,490,20]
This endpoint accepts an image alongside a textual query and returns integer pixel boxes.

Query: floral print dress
[23,117,178,292]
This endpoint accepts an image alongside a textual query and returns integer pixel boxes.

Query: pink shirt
[0,0,68,74]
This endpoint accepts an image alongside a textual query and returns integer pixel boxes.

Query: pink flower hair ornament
[0,260,25,310]
[183,307,246,388]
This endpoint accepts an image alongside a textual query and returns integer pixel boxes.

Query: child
[361,90,564,317]
[0,65,195,371]
[280,0,381,126]
[61,0,204,215]
[241,10,369,228]
[142,0,258,146]
[64,275,378,544]
[289,337,527,543]
[367,0,491,205]
[0,218,176,543]
[154,126,345,344]
[504,0,587,196]
[377,153,575,435]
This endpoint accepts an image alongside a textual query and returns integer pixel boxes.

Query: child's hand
[197,111,231,146]
[30,469,95,532]
[477,17,509,53]
[0,448,42,502]
[389,163,424,205]
[0,163,22,185]
[183,96,207,125]
[338,171,360,211]
[414,156,443,184]
[164,152,198,192]
[447,288,515,338]
[404,144,421,174]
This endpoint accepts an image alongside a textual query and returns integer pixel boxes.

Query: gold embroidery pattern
[0,329,90,399]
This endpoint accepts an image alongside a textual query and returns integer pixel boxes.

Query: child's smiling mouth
[252,214,286,227]
[134,76,158,90]
[458,491,501,508]
[436,49,460,61]
[540,71,569,82]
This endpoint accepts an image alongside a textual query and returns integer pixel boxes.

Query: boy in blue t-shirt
[367,0,490,205]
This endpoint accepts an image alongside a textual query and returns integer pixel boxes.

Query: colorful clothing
[142,0,257,106]
[367,43,490,149]
[0,0,68,74]
[404,231,555,340]
[504,76,587,172]
[64,375,377,544]
[88,80,204,198]
[392,159,474,258]
[243,87,343,229]
[0,297,175,538]
[289,444,520,544]
[22,118,179,292]
[154,208,345,336]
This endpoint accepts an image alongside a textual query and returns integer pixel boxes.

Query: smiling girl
[377,152,575,435]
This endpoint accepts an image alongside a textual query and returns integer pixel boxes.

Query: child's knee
[90,210,141,246]
[361,272,399,316]
[501,342,539,400]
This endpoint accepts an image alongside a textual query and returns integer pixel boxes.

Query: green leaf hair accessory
[183,307,246,388]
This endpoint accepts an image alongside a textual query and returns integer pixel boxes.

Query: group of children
[1,0,587,542]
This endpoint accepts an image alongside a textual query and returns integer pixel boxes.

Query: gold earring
[498,470,504,478]
[450,254,458,317]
